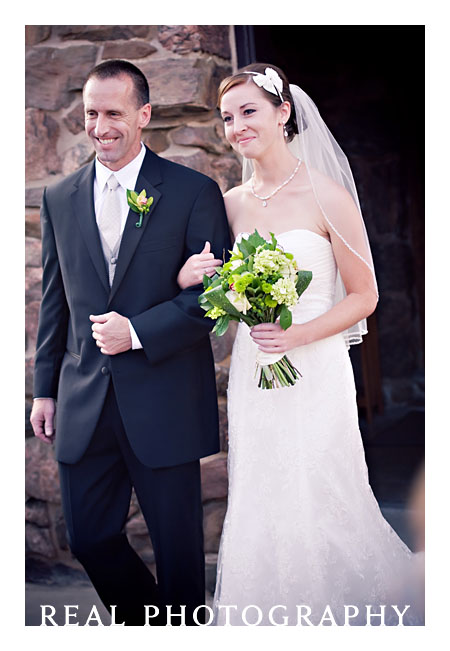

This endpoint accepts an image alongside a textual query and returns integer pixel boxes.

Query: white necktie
[98,174,121,251]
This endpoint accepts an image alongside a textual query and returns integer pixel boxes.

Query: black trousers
[58,382,205,626]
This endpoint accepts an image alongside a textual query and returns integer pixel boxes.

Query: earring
[283,123,288,138]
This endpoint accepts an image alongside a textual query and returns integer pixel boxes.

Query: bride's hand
[177,241,223,290]
[250,322,308,353]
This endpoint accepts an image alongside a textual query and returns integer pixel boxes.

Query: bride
[177,63,424,626]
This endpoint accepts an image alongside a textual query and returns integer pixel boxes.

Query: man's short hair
[84,59,150,107]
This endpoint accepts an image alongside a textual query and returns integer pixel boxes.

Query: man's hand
[90,311,132,355]
[177,241,223,289]
[30,398,56,444]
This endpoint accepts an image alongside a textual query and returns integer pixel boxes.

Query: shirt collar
[94,143,146,193]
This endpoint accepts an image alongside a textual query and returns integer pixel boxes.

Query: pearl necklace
[251,158,302,207]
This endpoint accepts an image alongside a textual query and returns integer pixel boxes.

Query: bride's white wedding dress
[212,229,423,626]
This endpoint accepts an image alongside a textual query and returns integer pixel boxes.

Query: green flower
[127,188,154,228]
[233,272,254,292]
[206,306,227,319]
[264,296,278,308]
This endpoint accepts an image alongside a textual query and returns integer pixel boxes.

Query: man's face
[83,74,151,171]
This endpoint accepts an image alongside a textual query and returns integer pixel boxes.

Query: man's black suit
[33,146,232,624]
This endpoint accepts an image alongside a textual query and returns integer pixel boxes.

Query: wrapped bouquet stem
[198,230,312,389]
[254,348,302,390]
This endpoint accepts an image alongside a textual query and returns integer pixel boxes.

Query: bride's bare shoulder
[223,182,250,204]
[223,182,251,223]
[307,167,355,205]
[307,167,362,229]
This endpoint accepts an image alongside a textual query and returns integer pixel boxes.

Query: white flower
[288,264,300,282]
[252,67,283,100]
[253,248,286,274]
[230,258,244,271]
[225,290,252,315]
[270,278,298,307]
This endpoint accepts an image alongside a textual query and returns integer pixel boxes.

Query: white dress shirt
[34,145,147,400]
[94,143,146,349]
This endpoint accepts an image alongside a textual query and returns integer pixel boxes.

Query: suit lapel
[108,148,162,304]
[71,161,110,294]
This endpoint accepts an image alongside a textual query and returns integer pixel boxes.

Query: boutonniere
[126,189,154,228]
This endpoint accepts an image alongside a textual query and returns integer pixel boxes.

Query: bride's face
[220,81,287,160]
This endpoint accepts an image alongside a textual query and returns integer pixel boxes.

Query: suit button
[101,366,110,375]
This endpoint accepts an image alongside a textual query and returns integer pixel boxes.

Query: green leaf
[238,240,255,258]
[270,232,278,250]
[203,274,213,289]
[296,270,313,297]
[280,304,292,330]
[230,264,247,276]
[199,291,213,304]
[198,300,213,312]
[212,314,230,337]
[246,229,266,249]
[209,275,223,289]
[200,285,253,325]
[229,250,243,262]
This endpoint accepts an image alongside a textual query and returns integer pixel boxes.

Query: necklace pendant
[251,158,302,207]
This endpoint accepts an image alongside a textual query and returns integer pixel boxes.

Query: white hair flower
[250,67,284,101]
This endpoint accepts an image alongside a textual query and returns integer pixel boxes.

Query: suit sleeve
[130,178,231,365]
[33,189,70,399]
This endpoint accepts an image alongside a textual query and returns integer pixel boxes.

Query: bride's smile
[220,82,290,163]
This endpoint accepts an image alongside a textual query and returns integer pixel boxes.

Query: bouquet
[198,230,312,389]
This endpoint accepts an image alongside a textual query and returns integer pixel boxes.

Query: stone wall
[25,25,239,577]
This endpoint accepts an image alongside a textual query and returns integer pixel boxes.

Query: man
[30,59,231,626]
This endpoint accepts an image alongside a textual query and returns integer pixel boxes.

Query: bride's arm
[251,187,378,353]
[177,241,223,289]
